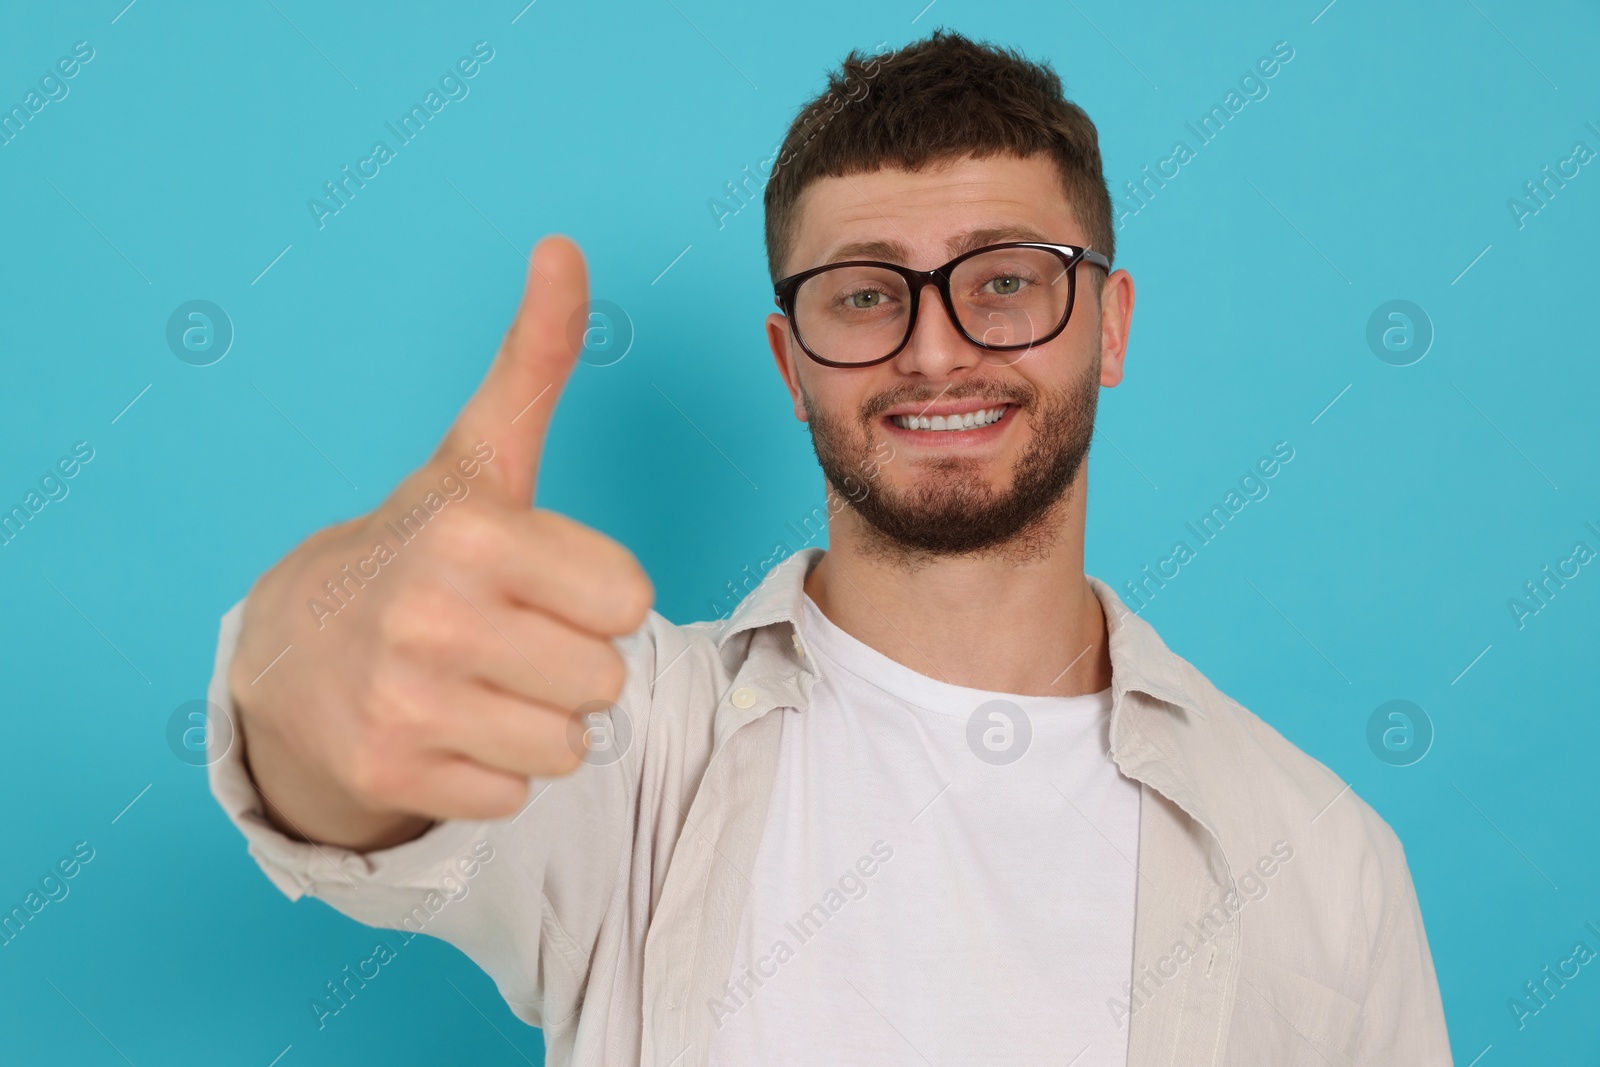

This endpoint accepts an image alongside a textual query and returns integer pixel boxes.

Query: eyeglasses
[773,241,1112,369]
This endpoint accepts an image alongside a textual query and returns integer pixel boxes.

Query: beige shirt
[207,547,1453,1065]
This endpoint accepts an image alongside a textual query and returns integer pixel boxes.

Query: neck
[803,467,1111,697]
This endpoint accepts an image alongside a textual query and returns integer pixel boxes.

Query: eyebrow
[820,225,1057,266]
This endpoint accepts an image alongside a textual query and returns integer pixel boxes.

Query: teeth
[891,406,1007,431]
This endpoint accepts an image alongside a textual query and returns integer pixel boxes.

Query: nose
[890,280,983,379]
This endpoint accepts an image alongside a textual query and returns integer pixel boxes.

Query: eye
[835,285,897,312]
[985,273,1027,296]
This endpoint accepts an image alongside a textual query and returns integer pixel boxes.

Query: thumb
[440,235,589,504]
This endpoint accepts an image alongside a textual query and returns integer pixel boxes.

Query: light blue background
[2,0,1597,1063]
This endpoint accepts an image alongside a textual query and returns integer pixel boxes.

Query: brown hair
[762,29,1116,282]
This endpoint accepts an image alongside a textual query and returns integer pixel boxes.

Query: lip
[880,402,1018,445]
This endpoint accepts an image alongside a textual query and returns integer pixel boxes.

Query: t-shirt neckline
[798,592,1112,720]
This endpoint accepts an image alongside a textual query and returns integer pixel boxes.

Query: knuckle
[429,505,507,566]
[375,585,458,657]
[375,591,429,650]
[362,661,438,744]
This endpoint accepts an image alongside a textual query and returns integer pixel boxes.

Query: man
[208,30,1452,1067]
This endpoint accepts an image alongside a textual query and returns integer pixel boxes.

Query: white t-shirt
[707,593,1142,1066]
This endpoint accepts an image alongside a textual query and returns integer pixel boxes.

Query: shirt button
[731,687,757,709]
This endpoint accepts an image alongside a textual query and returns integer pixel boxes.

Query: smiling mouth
[888,404,1011,432]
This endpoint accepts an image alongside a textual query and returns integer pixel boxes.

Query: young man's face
[766,152,1133,558]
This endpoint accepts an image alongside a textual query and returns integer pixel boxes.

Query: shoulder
[1180,655,1405,874]
[1157,651,1421,992]
[1102,589,1407,878]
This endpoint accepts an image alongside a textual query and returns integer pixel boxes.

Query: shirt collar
[709,547,1235,884]
[713,546,1200,714]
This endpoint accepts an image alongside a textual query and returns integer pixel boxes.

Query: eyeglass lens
[792,246,1077,365]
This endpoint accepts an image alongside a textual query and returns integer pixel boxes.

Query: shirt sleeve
[204,594,657,1027]
[205,597,490,907]
[1354,845,1454,1065]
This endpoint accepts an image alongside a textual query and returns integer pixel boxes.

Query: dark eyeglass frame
[772,241,1113,369]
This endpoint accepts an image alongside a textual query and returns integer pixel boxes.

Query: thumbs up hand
[228,237,654,850]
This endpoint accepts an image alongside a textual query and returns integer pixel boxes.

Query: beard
[804,357,1100,563]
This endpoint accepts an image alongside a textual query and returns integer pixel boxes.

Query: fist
[229,236,653,839]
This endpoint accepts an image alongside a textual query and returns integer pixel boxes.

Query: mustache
[859,379,1037,422]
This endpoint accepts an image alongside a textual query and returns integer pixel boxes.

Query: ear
[1096,269,1135,388]
[766,311,809,422]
